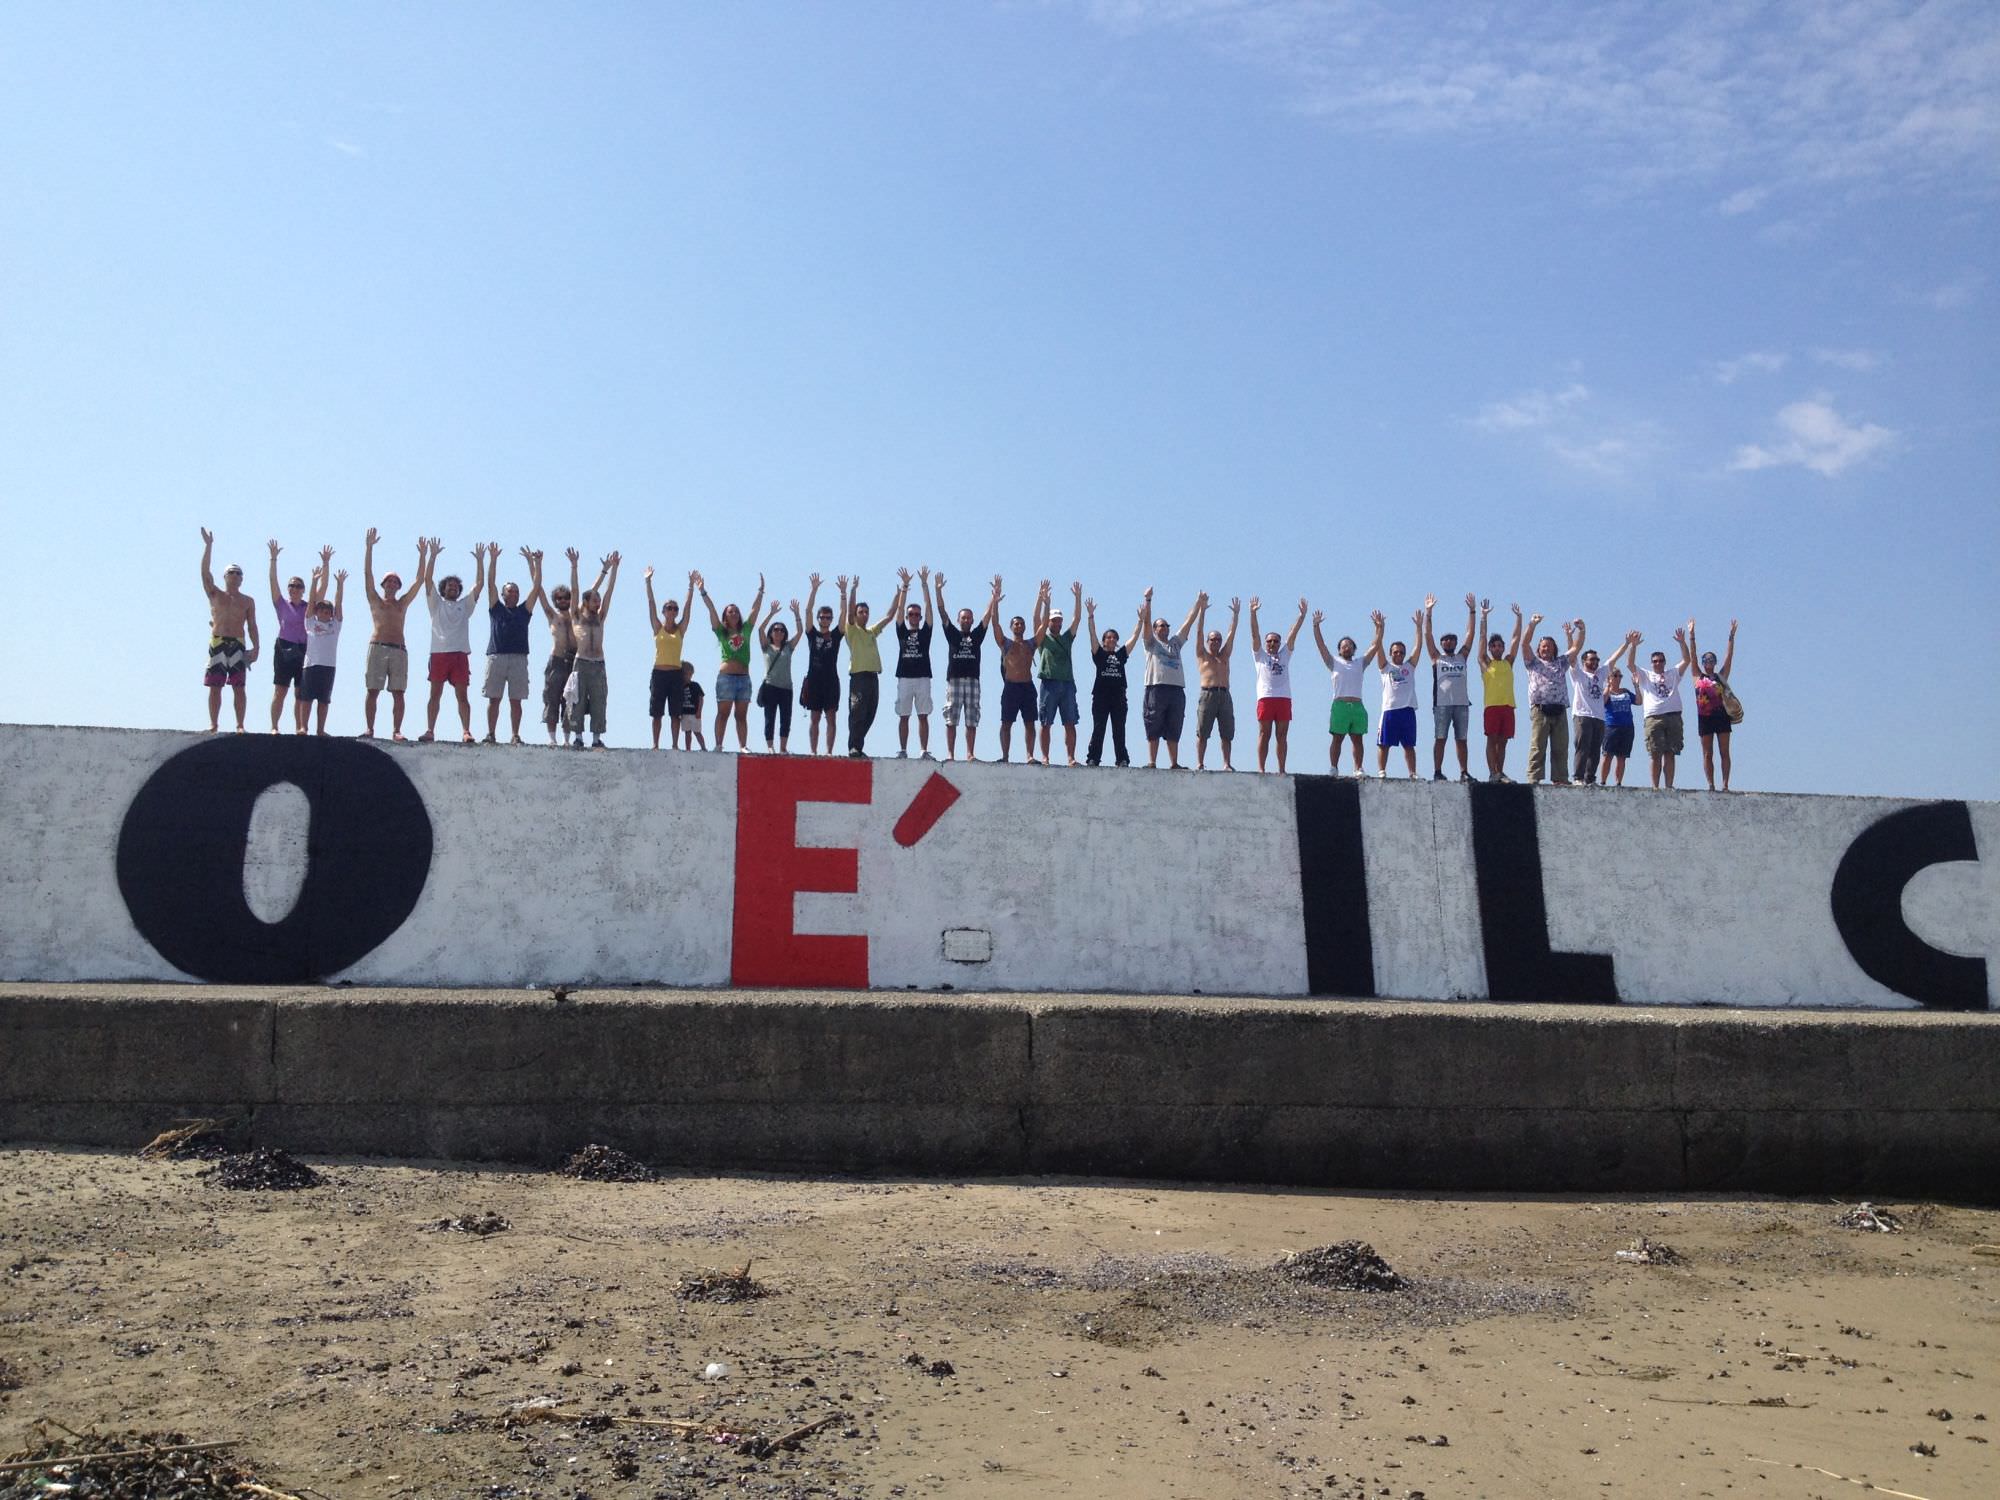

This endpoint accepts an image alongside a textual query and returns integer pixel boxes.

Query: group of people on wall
[198,531,1746,791]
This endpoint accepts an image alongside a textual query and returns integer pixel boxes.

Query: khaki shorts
[364,642,408,693]
[483,653,531,701]
[1196,686,1235,740]
[1644,713,1684,757]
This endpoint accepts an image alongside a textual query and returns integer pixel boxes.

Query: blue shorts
[1378,706,1417,749]
[715,672,752,703]
[1038,679,1079,727]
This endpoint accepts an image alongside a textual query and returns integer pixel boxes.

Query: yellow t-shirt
[845,618,889,674]
[654,626,684,670]
[1482,658,1515,709]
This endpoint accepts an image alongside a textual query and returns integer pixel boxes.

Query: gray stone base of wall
[4,986,1994,1200]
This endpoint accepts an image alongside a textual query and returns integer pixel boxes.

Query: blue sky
[2,1,1994,796]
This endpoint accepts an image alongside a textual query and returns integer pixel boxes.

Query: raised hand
[757,571,765,591]
[789,597,800,612]
[1479,596,1491,612]
[605,551,622,569]
[1424,592,1436,610]
[1228,597,1240,613]
[1298,596,1309,614]
[1509,602,1521,618]
[334,568,348,583]
[1143,585,1155,602]
[644,565,655,581]
[565,547,579,564]
[319,545,334,566]
[933,571,946,590]
[1313,609,1326,625]
[918,565,930,582]
[1369,609,1385,626]
[835,574,849,589]
[1728,618,1738,634]
[519,545,536,565]
[990,574,1002,593]
[1412,609,1424,631]
[1527,613,1543,630]
[1086,596,1096,611]
[809,571,822,587]
[201,526,214,545]
[897,566,913,585]
[268,538,281,558]
[365,527,380,547]
[1465,592,1477,611]
[1250,596,1262,612]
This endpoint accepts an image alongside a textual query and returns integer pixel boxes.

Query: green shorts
[1329,700,1368,736]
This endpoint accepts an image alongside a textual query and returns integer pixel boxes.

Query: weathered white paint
[0,725,1992,1008]
[243,782,311,926]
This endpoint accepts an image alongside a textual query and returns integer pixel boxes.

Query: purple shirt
[273,597,308,645]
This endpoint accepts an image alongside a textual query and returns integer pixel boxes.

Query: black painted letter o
[115,737,433,982]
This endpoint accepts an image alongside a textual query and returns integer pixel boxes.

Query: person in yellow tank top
[645,567,696,749]
[1476,599,1523,782]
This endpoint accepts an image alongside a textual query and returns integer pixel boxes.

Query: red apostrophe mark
[893,772,960,848]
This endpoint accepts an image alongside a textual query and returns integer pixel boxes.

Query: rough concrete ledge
[2,985,1995,1199]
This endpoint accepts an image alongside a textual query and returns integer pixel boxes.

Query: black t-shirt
[805,627,843,679]
[940,620,987,680]
[678,679,705,716]
[1092,644,1131,690]
[895,621,934,679]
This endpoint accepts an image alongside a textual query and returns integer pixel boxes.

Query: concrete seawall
[5,984,1995,1198]
[2,724,1994,1009]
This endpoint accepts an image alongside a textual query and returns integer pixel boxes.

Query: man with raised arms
[360,528,425,741]
[936,572,999,762]
[568,553,622,749]
[1422,592,1477,782]
[1037,579,1085,767]
[198,530,261,734]
[1365,606,1426,779]
[420,541,487,744]
[1249,596,1308,775]
[1519,609,1573,786]
[644,567,696,750]
[1477,599,1524,782]
[1137,586,1200,769]
[1310,608,1369,775]
[800,574,843,755]
[1193,593,1241,772]
[1628,623,1693,789]
[842,574,897,758]
[266,540,310,734]
[481,542,539,745]
[1567,622,1623,786]
[527,547,597,746]
[992,581,1047,764]
[892,565,937,759]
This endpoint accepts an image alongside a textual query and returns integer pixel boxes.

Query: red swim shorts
[428,651,471,687]
[1483,705,1515,739]
[1256,696,1292,724]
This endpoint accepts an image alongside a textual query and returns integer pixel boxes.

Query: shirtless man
[570,553,622,748]
[1193,594,1241,771]
[992,581,1048,764]
[361,528,428,740]
[199,529,261,733]
[527,548,600,745]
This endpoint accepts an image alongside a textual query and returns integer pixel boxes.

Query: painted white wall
[0,725,1992,1007]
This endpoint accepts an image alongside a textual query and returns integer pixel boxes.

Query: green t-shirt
[1037,627,1077,683]
[715,622,753,670]
[846,618,889,674]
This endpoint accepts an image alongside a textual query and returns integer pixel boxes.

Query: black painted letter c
[1830,801,1987,1011]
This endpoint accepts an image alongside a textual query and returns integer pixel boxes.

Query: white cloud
[1712,351,1788,384]
[1718,185,1770,216]
[326,138,365,157]
[1471,382,1659,479]
[1813,347,1879,371]
[1922,270,1985,309]
[1076,1,2000,198]
[1471,382,1589,432]
[1730,396,1895,477]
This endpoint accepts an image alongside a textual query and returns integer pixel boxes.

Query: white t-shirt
[1635,663,1687,718]
[1328,653,1366,700]
[1378,660,1417,713]
[428,594,474,655]
[304,615,342,670]
[1253,644,1293,701]
[1568,663,1607,720]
